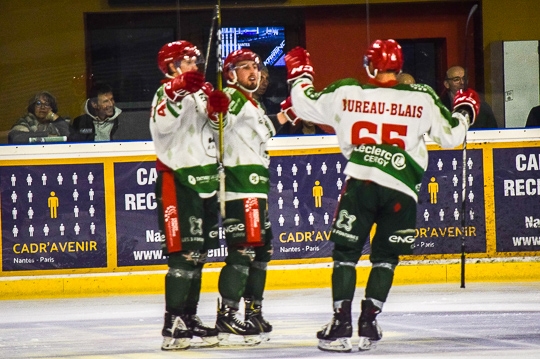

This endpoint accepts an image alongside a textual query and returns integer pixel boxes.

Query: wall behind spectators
[1,0,540,137]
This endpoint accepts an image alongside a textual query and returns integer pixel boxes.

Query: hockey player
[284,40,479,352]
[150,40,228,351]
[206,49,277,345]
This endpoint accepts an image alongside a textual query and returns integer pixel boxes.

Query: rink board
[1,131,540,298]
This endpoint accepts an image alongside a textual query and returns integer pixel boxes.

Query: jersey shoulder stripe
[320,78,362,95]
[224,87,248,116]
[393,83,459,128]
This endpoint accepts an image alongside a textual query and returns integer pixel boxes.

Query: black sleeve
[52,117,72,137]
[8,130,50,144]
[268,114,287,135]
[525,106,540,127]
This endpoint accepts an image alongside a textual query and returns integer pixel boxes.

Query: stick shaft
[460,3,478,289]
[216,0,226,217]
[204,6,218,76]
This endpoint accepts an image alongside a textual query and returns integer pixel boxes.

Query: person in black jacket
[440,65,498,129]
[525,105,540,127]
[71,83,124,141]
[8,91,70,144]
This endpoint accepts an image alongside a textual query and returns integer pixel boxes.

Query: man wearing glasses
[441,65,498,129]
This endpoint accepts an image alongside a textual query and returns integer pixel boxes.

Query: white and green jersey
[290,77,468,201]
[209,86,276,201]
[150,84,218,197]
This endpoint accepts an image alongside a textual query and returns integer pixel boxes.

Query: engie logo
[208,219,245,239]
[389,235,415,243]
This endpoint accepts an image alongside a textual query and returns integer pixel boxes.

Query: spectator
[440,65,498,129]
[8,91,70,144]
[71,83,127,141]
[397,72,416,84]
[525,105,540,127]
[281,119,333,135]
[253,65,271,112]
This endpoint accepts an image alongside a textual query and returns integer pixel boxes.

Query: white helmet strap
[226,68,260,93]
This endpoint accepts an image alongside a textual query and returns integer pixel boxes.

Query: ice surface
[0,282,539,358]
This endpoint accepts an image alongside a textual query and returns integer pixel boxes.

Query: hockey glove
[280,97,300,125]
[452,88,480,126]
[207,90,229,123]
[285,46,315,83]
[201,81,214,97]
[164,71,205,102]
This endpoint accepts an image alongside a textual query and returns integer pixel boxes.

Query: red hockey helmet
[224,48,260,73]
[157,40,202,74]
[364,39,403,77]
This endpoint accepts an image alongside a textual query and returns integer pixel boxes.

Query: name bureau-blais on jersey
[342,99,423,118]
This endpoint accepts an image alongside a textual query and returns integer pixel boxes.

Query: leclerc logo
[391,153,406,170]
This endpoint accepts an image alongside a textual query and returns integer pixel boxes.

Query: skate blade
[317,338,352,353]
[161,337,190,351]
[218,332,262,347]
[358,336,378,351]
[260,332,271,342]
[190,336,219,348]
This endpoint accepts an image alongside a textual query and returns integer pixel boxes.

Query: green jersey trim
[174,163,219,194]
[349,143,424,194]
[224,87,249,116]
[224,164,270,194]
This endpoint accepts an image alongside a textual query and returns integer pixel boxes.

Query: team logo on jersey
[249,173,260,185]
[189,216,203,236]
[188,175,196,185]
[335,210,356,232]
[391,153,406,170]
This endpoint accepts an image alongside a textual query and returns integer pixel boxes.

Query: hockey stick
[460,3,478,289]
[216,0,226,217]
[204,5,218,77]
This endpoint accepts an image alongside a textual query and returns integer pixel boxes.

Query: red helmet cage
[224,49,260,73]
[157,40,201,74]
[364,39,403,73]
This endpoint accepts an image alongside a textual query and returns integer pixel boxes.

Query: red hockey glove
[280,97,300,125]
[285,46,314,83]
[164,71,204,102]
[207,90,229,123]
[201,82,214,97]
[453,88,480,126]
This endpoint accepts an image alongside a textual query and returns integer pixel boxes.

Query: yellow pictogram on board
[312,180,323,208]
[48,191,59,218]
[427,177,439,204]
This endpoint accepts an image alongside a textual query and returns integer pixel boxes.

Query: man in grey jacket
[71,83,150,141]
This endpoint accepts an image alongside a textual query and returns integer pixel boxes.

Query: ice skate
[161,312,192,351]
[182,314,219,348]
[358,299,382,351]
[245,298,272,342]
[215,299,262,346]
[316,300,353,353]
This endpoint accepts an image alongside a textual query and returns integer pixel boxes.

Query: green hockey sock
[365,266,394,303]
[244,264,267,301]
[332,262,357,301]
[165,268,193,312]
[218,264,249,304]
